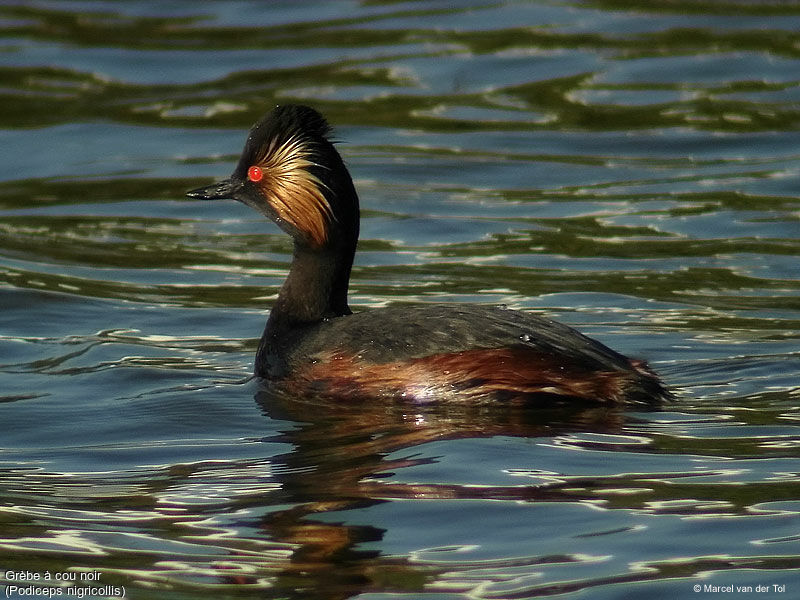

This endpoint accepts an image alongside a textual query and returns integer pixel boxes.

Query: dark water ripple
[1,1,799,599]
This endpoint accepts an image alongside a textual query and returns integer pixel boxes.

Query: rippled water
[1,1,799,599]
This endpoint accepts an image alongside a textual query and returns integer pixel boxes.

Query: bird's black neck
[274,238,355,324]
[255,237,355,377]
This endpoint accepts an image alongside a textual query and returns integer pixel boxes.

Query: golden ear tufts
[252,134,334,247]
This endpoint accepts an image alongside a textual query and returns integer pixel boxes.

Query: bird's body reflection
[249,388,641,598]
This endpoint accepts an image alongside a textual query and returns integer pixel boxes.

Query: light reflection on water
[0,0,799,598]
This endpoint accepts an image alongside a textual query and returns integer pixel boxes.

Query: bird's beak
[186,178,240,200]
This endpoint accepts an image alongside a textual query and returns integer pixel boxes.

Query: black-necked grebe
[187,105,671,405]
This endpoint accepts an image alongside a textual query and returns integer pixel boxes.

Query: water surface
[0,1,799,599]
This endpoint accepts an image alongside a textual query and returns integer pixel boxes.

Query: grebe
[187,105,671,405]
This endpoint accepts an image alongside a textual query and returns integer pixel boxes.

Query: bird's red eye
[247,165,264,182]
